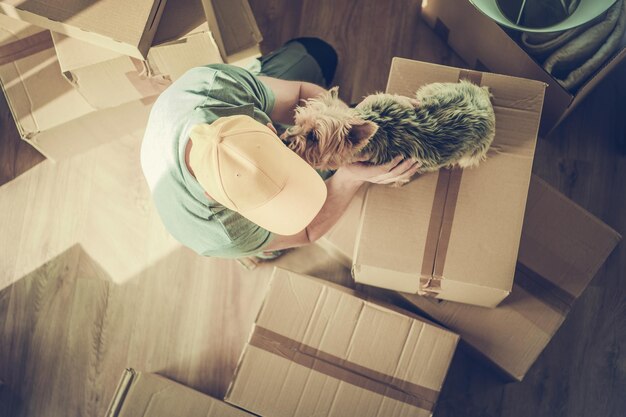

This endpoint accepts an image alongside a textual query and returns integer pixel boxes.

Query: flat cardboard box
[0,14,153,161]
[52,0,223,110]
[421,0,626,135]
[352,57,546,308]
[0,0,167,59]
[105,369,253,417]
[225,267,459,417]
[320,174,621,381]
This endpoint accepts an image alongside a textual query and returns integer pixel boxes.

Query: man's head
[188,115,327,235]
[280,87,378,170]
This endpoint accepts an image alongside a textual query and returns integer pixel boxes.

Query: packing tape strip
[458,69,483,85]
[433,168,463,278]
[420,69,483,294]
[249,325,439,412]
[514,262,576,315]
[0,30,54,66]
[420,168,450,286]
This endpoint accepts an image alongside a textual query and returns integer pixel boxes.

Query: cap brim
[239,148,327,236]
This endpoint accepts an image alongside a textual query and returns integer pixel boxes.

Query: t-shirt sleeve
[201,64,275,117]
[201,209,275,258]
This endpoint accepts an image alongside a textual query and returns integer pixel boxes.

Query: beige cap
[188,115,327,235]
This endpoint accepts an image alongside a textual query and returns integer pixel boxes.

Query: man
[141,39,419,259]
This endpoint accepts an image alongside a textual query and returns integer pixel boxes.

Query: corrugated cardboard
[352,57,546,308]
[318,184,368,267]
[421,0,626,135]
[202,0,263,63]
[0,14,153,161]
[401,176,621,381]
[0,10,50,65]
[105,369,253,417]
[51,0,223,110]
[0,0,167,59]
[319,174,622,380]
[225,267,459,417]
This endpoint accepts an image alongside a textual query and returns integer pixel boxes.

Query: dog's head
[281,87,378,170]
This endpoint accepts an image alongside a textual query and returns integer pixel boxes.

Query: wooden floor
[0,1,625,416]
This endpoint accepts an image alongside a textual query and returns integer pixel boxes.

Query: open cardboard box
[421,0,626,135]
[351,57,546,308]
[51,0,224,110]
[106,369,253,417]
[225,267,459,417]
[0,14,153,161]
[320,175,621,381]
[0,0,167,59]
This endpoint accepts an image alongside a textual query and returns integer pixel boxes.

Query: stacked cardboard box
[352,58,546,308]
[320,173,620,381]
[0,0,262,160]
[420,0,626,135]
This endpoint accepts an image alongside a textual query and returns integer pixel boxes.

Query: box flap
[517,176,621,301]
[53,0,210,73]
[148,30,222,81]
[202,0,262,60]
[226,268,458,417]
[106,369,252,417]
[0,0,167,59]
[0,33,95,138]
[49,0,223,110]
[152,0,209,45]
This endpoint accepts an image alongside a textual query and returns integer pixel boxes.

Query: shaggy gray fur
[355,81,496,171]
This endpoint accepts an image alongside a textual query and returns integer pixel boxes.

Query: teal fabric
[141,43,329,259]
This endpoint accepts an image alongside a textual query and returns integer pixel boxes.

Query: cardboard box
[225,267,459,417]
[421,0,626,135]
[320,174,621,381]
[401,176,621,381]
[202,0,263,63]
[352,57,546,308]
[105,369,253,417]
[318,184,368,267]
[0,14,153,161]
[0,0,167,59]
[52,0,223,110]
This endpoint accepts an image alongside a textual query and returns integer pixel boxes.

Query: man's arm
[261,157,421,252]
[257,76,327,125]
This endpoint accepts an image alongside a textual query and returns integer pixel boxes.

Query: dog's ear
[347,120,378,147]
[328,86,339,99]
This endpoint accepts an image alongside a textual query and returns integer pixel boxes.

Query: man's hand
[335,155,421,186]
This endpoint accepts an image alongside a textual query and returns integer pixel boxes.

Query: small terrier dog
[281,82,496,181]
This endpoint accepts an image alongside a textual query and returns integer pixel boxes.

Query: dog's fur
[281,82,496,175]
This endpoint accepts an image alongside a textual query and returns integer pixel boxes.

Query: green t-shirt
[140,64,277,258]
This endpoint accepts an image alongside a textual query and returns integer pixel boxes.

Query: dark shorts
[257,41,328,86]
